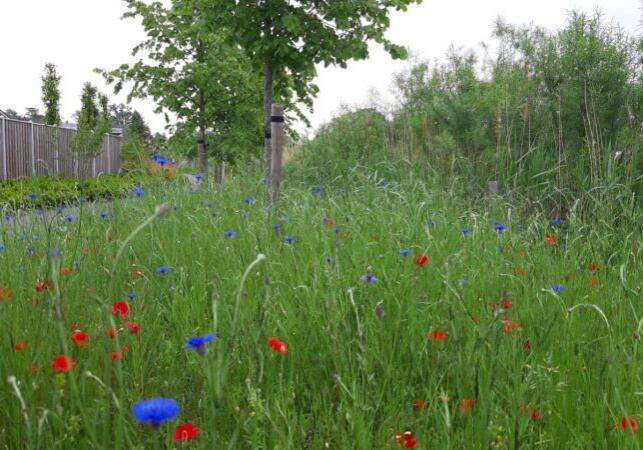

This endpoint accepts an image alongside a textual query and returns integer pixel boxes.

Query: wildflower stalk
[214,253,266,397]
[7,375,31,444]
[110,203,169,277]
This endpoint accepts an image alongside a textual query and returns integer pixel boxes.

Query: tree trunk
[263,61,274,183]
[197,89,208,176]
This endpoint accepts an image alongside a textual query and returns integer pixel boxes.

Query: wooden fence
[0,117,121,180]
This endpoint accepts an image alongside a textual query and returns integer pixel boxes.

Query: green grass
[0,170,641,449]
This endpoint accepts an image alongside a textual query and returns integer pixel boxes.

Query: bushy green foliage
[289,108,391,182]
[41,63,62,126]
[0,175,147,209]
[389,12,642,196]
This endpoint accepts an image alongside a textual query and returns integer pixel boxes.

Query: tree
[41,63,62,126]
[25,107,43,123]
[99,0,262,176]
[199,0,423,177]
[130,110,151,143]
[74,83,111,155]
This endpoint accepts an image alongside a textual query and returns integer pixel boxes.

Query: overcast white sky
[0,1,639,135]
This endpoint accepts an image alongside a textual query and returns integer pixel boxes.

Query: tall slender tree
[41,63,62,126]
[99,0,261,176]
[199,0,423,177]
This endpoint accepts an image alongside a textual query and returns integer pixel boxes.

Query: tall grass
[1,169,641,448]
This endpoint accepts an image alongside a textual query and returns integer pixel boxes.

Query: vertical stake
[30,122,36,175]
[270,104,285,205]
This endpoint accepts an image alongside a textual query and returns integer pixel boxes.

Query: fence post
[1,117,6,180]
[92,155,96,177]
[106,133,111,173]
[269,104,285,205]
[30,122,36,176]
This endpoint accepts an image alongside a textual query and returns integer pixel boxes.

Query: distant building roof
[60,122,77,130]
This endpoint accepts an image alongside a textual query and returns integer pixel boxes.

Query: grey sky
[0,1,639,135]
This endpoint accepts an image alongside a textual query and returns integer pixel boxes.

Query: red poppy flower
[523,340,532,351]
[110,351,122,360]
[545,233,556,245]
[71,331,90,346]
[105,328,119,339]
[51,354,76,372]
[414,254,429,267]
[13,342,26,351]
[35,279,54,293]
[426,330,447,341]
[588,277,599,285]
[587,262,599,272]
[267,337,288,355]
[530,409,541,421]
[501,318,521,333]
[172,422,200,441]
[60,266,73,276]
[324,218,335,227]
[459,398,475,413]
[395,432,417,448]
[28,365,38,373]
[413,400,425,408]
[0,287,13,300]
[124,322,140,334]
[514,267,526,276]
[517,249,526,259]
[110,301,129,319]
[502,298,512,309]
[619,416,638,433]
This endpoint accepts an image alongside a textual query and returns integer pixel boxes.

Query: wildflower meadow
[1,171,642,449]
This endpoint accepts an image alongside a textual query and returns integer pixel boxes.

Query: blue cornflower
[259,177,270,184]
[399,249,411,257]
[551,283,564,293]
[25,193,37,200]
[361,273,378,283]
[4,214,11,221]
[377,179,387,187]
[493,221,507,232]
[461,228,472,236]
[35,209,44,216]
[279,216,289,222]
[132,397,179,425]
[100,212,109,218]
[151,152,161,161]
[244,197,254,204]
[25,248,33,256]
[63,216,74,222]
[273,223,282,231]
[157,158,167,166]
[284,236,296,244]
[551,218,564,226]
[240,213,250,219]
[155,266,171,274]
[194,174,202,182]
[334,227,341,234]
[323,256,334,263]
[132,185,144,197]
[47,248,61,257]
[206,201,214,208]
[0,244,5,251]
[19,235,26,241]
[313,186,322,194]
[127,293,137,300]
[182,333,215,356]
[426,220,436,227]
[224,230,236,238]
[31,235,39,241]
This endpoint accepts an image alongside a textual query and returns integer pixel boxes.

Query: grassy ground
[0,171,641,449]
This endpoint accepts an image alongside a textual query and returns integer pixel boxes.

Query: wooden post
[1,117,6,180]
[30,122,36,175]
[92,155,96,177]
[106,133,111,173]
[196,130,207,177]
[270,104,285,205]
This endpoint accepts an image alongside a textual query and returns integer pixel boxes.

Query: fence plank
[0,118,121,180]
